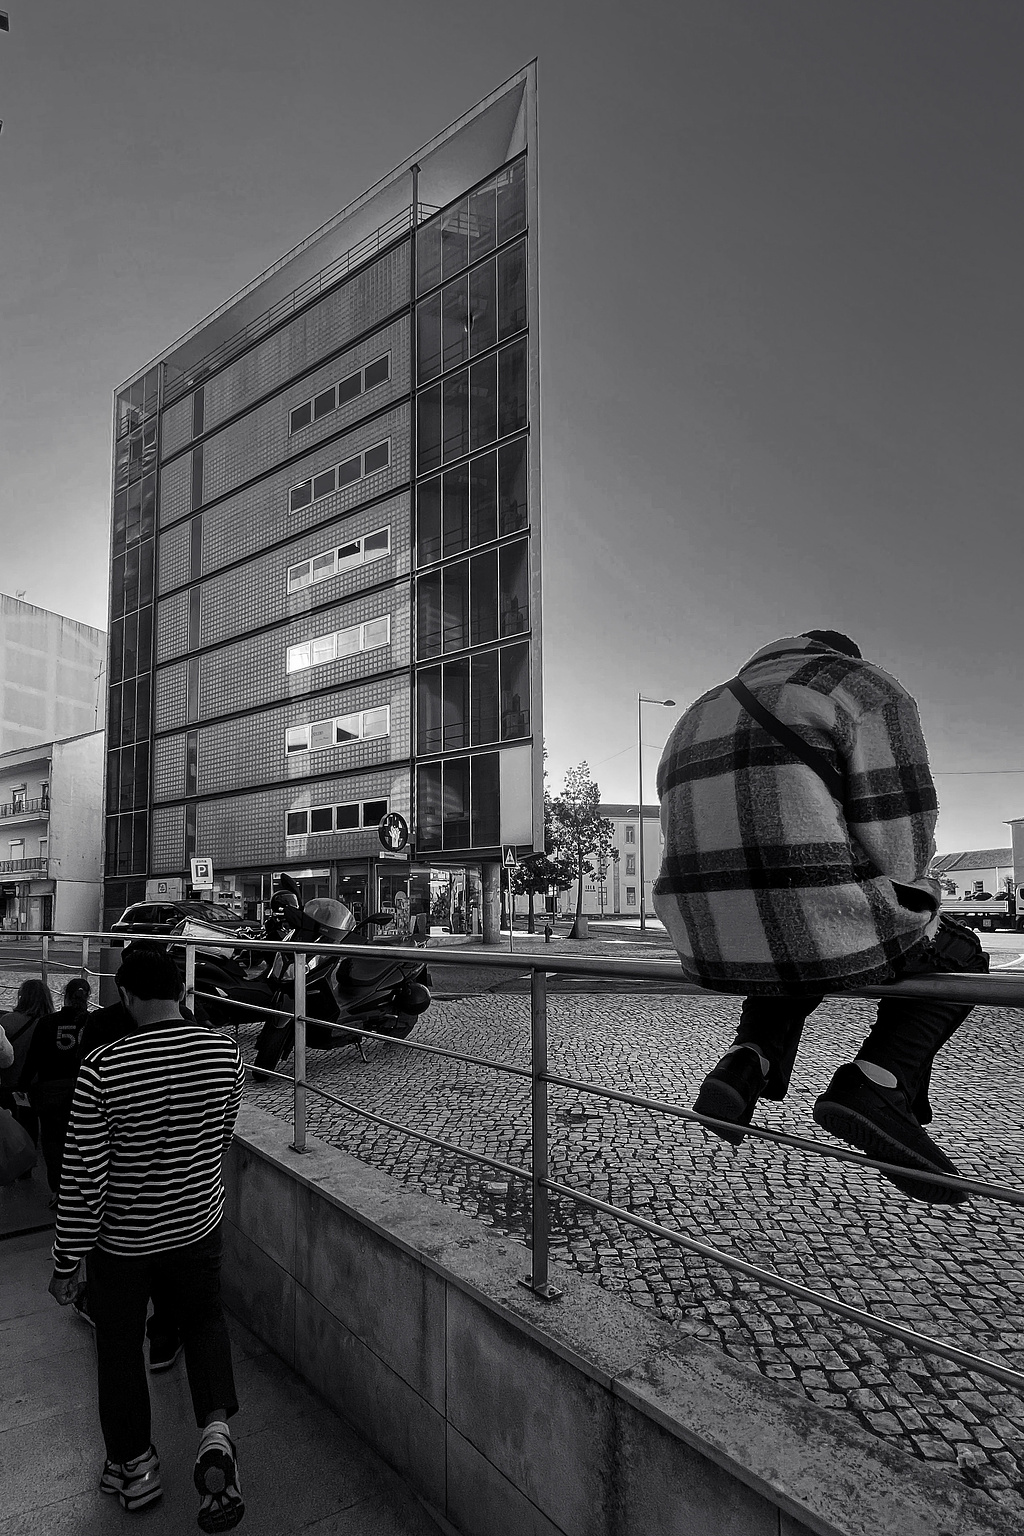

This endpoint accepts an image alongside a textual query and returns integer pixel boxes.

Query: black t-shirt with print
[20,1008,91,1087]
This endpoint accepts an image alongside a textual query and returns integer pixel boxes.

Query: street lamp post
[637,694,676,933]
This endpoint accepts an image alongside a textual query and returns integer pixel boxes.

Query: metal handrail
[162,204,418,407]
[26,930,1024,1395]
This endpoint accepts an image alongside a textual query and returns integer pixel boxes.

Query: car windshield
[184,903,236,923]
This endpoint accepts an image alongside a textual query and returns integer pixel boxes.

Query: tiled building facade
[103,69,542,928]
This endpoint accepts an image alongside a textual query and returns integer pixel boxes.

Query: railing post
[292,952,307,1153]
[184,942,196,1018]
[81,934,90,982]
[520,967,562,1300]
[40,933,49,991]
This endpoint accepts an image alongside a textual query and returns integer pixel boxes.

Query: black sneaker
[693,1048,768,1146]
[813,1063,968,1204]
[195,1424,244,1532]
[149,1338,184,1373]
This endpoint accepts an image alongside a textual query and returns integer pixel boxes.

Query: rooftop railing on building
[162,202,438,408]
[26,931,1024,1397]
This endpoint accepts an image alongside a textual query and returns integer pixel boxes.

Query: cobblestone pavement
[240,989,1024,1521]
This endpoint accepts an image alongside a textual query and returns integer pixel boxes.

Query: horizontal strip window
[286,706,390,755]
[416,341,526,475]
[416,754,498,851]
[289,352,392,435]
[417,240,526,386]
[289,438,391,513]
[417,439,527,566]
[286,615,391,674]
[287,526,390,593]
[286,797,389,837]
[417,159,525,296]
[417,641,530,755]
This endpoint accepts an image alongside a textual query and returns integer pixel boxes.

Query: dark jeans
[733,922,989,1115]
[28,1080,75,1193]
[88,1224,237,1463]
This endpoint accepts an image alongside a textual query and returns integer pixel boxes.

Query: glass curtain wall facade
[101,70,540,927]
[413,157,535,857]
[104,368,158,916]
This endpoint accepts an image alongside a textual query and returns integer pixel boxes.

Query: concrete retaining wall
[224,1104,1017,1536]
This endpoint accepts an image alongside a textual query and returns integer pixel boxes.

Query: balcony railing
[0,857,48,876]
[27,931,1024,1400]
[0,798,48,818]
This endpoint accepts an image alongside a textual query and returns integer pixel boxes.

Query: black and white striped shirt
[53,1022,244,1276]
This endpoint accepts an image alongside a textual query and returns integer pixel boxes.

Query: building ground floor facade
[1,873,102,934]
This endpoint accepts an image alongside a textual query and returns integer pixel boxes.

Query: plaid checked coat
[653,636,941,996]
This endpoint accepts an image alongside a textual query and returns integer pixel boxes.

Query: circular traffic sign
[378,812,409,852]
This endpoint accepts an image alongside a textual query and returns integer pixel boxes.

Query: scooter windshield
[302,897,356,942]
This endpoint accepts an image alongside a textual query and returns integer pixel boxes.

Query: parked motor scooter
[171,876,431,1071]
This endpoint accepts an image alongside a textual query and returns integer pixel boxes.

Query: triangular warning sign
[503,846,518,868]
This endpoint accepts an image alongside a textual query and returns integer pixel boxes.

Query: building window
[285,706,390,755]
[416,158,526,297]
[416,439,527,566]
[626,886,636,906]
[624,824,635,844]
[415,753,499,851]
[417,239,528,387]
[288,438,391,513]
[285,797,389,838]
[416,642,523,754]
[416,339,527,474]
[416,538,528,659]
[287,527,390,593]
[625,854,636,875]
[289,353,392,434]
[286,616,391,674]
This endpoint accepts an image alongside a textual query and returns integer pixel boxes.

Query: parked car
[111,900,245,936]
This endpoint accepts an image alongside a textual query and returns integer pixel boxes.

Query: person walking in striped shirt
[47,942,246,1531]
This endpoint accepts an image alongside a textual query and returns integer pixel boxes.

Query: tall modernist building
[102,68,542,931]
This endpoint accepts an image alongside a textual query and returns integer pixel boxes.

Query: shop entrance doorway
[336,870,367,927]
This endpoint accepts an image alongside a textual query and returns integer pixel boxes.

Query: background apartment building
[0,731,104,932]
[1,594,106,754]
[103,69,542,931]
[559,804,663,919]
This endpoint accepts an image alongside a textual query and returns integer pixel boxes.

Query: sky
[1,0,1022,854]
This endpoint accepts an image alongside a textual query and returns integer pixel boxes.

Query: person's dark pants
[87,1224,237,1464]
[733,926,988,1115]
[28,1080,75,1193]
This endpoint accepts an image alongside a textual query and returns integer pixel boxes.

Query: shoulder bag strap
[725,677,845,804]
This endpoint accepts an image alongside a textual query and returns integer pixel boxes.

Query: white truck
[940,887,1024,932]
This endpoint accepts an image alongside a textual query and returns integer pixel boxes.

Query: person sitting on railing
[654,629,989,1205]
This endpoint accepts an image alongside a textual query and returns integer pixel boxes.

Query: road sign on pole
[190,857,214,889]
[503,846,518,868]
